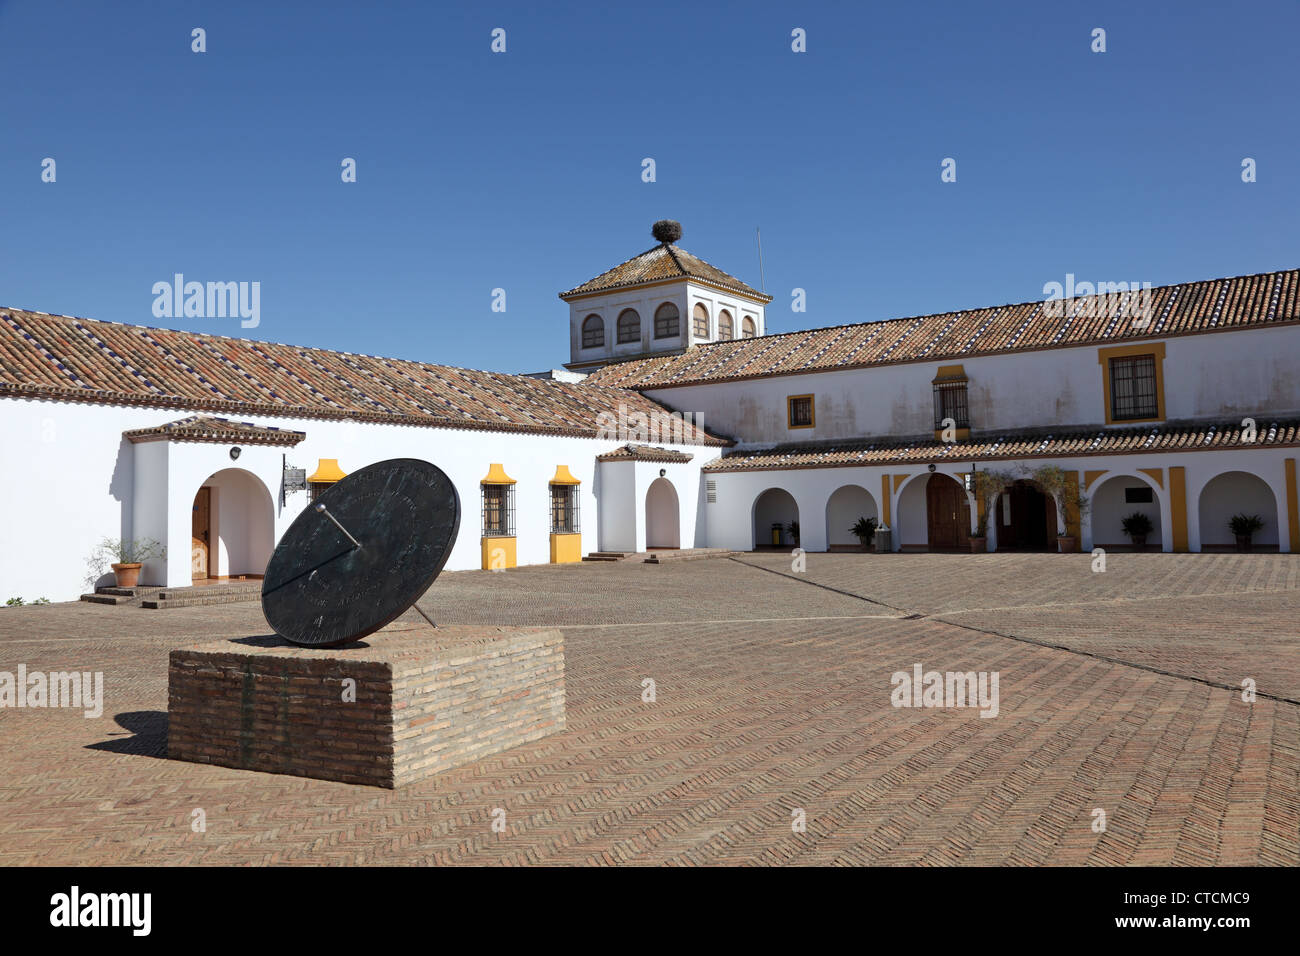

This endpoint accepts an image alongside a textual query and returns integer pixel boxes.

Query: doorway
[645,477,680,549]
[925,473,970,551]
[191,486,211,580]
[996,480,1056,551]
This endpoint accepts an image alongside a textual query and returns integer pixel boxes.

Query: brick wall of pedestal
[167,625,566,788]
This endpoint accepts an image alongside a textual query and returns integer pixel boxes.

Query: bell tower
[560,221,772,372]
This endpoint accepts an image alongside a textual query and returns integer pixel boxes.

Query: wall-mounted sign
[283,467,307,493]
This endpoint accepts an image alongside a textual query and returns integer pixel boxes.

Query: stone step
[98,585,163,597]
[643,549,740,564]
[154,583,261,600]
[582,551,635,562]
[80,593,134,605]
[141,590,261,610]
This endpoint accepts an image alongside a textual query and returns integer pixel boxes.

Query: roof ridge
[584,266,1300,388]
[0,305,643,388]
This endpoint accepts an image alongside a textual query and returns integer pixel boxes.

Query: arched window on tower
[654,303,680,339]
[717,310,733,340]
[741,316,757,338]
[617,309,641,344]
[693,303,710,339]
[581,314,604,348]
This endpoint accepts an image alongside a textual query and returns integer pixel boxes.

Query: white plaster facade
[697,450,1298,556]
[0,397,707,601]
[644,325,1300,448]
[566,279,766,370]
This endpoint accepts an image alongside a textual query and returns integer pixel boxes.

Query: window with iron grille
[481,483,515,537]
[692,303,710,338]
[1109,355,1158,420]
[617,309,640,344]
[550,484,580,533]
[654,303,680,339]
[581,314,604,348]
[788,394,814,428]
[933,381,970,429]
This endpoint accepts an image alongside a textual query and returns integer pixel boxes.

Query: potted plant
[1228,513,1264,552]
[1120,511,1154,549]
[1030,465,1090,553]
[89,537,166,589]
[786,521,800,547]
[850,516,878,551]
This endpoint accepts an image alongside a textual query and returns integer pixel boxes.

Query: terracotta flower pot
[1056,535,1078,553]
[1235,534,1252,553]
[1130,534,1147,550]
[112,562,143,588]
[970,536,987,553]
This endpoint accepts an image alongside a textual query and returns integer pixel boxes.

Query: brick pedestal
[167,624,565,788]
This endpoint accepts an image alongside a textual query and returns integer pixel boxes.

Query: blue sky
[2,0,1296,373]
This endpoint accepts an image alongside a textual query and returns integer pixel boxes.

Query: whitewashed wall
[593,457,702,552]
[647,326,1300,445]
[0,397,708,601]
[701,448,1297,555]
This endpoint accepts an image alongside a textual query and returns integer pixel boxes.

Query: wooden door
[926,474,970,551]
[192,487,211,580]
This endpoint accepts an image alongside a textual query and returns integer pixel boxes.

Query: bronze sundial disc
[261,458,460,647]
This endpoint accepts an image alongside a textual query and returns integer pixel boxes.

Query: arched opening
[1197,471,1279,552]
[1089,474,1162,551]
[617,309,640,344]
[741,316,757,338]
[644,477,680,549]
[825,484,878,551]
[994,479,1056,552]
[653,302,680,339]
[692,303,710,339]
[924,473,972,551]
[717,309,734,340]
[581,314,604,348]
[192,468,275,581]
[753,488,799,550]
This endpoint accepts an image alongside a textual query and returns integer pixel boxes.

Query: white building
[1,221,1298,602]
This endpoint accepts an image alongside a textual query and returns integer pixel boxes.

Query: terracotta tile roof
[123,415,306,446]
[560,243,772,302]
[701,419,1300,472]
[585,268,1300,389]
[0,308,728,445]
[595,444,695,463]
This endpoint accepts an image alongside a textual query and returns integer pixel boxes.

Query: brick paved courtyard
[1,553,1297,865]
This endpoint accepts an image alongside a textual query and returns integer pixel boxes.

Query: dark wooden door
[926,474,970,551]
[192,487,211,580]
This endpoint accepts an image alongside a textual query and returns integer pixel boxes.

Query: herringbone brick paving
[0,554,1296,865]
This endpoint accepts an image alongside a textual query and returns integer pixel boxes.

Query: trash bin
[874,526,892,553]
[771,523,783,546]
